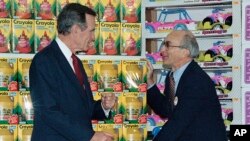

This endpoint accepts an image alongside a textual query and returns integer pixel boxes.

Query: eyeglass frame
[161,40,183,49]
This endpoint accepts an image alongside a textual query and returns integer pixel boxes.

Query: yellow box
[34,20,56,52]
[121,60,147,92]
[0,58,18,91]
[0,0,11,18]
[56,0,78,16]
[17,58,32,91]
[12,0,33,19]
[96,60,122,92]
[81,59,97,91]
[100,22,120,55]
[0,18,11,53]
[0,125,18,140]
[34,0,56,20]
[122,123,147,141]
[18,91,34,124]
[17,124,33,141]
[121,0,141,23]
[99,0,120,22]
[12,19,34,53]
[121,23,141,56]
[97,123,122,141]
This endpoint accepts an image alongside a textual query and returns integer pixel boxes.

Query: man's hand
[90,131,114,141]
[146,60,155,86]
[101,92,116,110]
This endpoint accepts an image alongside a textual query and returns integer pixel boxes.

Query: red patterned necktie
[169,72,175,110]
[71,54,84,86]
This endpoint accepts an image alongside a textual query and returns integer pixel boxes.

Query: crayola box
[122,123,147,141]
[56,0,77,16]
[34,20,56,52]
[0,125,17,140]
[12,0,34,19]
[121,92,147,123]
[100,22,120,55]
[121,0,141,23]
[0,58,18,91]
[34,0,56,20]
[78,0,99,21]
[17,58,32,91]
[0,18,11,53]
[17,91,33,124]
[99,0,120,22]
[80,22,99,55]
[0,0,11,18]
[93,92,123,123]
[121,60,147,92]
[121,23,141,56]
[0,91,18,124]
[97,124,122,141]
[17,124,33,141]
[12,19,34,53]
[96,60,122,92]
[81,59,98,91]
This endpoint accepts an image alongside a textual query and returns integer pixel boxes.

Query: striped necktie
[169,72,175,110]
[71,54,84,86]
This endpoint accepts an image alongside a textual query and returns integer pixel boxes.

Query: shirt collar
[172,60,191,86]
[56,37,73,61]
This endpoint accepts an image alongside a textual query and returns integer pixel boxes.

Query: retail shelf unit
[142,0,242,131]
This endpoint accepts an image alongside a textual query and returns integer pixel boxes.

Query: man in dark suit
[147,30,227,141]
[29,3,115,141]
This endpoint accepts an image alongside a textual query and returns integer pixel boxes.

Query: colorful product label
[0,18,11,53]
[18,124,33,141]
[18,58,32,91]
[34,0,56,20]
[0,125,17,140]
[81,59,98,91]
[121,0,141,23]
[12,0,34,19]
[99,0,120,22]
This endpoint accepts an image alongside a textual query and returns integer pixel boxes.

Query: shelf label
[244,49,250,83]
[245,5,250,40]
[245,92,250,124]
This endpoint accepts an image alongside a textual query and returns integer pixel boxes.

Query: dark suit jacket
[147,60,227,141]
[30,40,108,141]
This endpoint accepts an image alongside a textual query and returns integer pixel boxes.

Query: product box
[0,57,18,91]
[17,58,32,91]
[17,91,33,124]
[96,60,122,92]
[93,92,123,123]
[0,18,11,53]
[0,0,11,18]
[121,0,141,23]
[121,92,147,123]
[0,91,18,124]
[121,23,141,56]
[0,125,17,140]
[121,60,147,92]
[12,19,34,53]
[78,0,99,21]
[17,124,33,141]
[97,123,122,141]
[122,123,147,141]
[99,0,120,22]
[100,22,120,55]
[81,59,98,91]
[12,0,34,19]
[34,0,56,20]
[34,20,56,52]
[56,0,77,16]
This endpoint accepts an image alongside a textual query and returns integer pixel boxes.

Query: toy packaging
[121,92,147,123]
[121,23,141,56]
[121,60,147,92]
[17,124,33,141]
[121,0,141,23]
[34,0,56,20]
[0,125,17,140]
[220,99,233,131]
[78,0,99,21]
[0,58,18,91]
[0,0,11,18]
[17,91,33,124]
[12,0,33,19]
[96,60,122,92]
[56,0,77,16]
[85,22,99,55]
[100,22,120,55]
[0,18,11,53]
[99,0,120,22]
[122,123,147,141]
[17,58,32,91]
[34,20,56,52]
[97,123,122,141]
[81,59,98,91]
[0,91,18,124]
[12,19,34,53]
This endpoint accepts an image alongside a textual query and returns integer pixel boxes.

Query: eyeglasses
[161,40,183,49]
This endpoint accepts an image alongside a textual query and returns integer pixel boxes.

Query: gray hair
[180,31,200,58]
[57,3,96,35]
